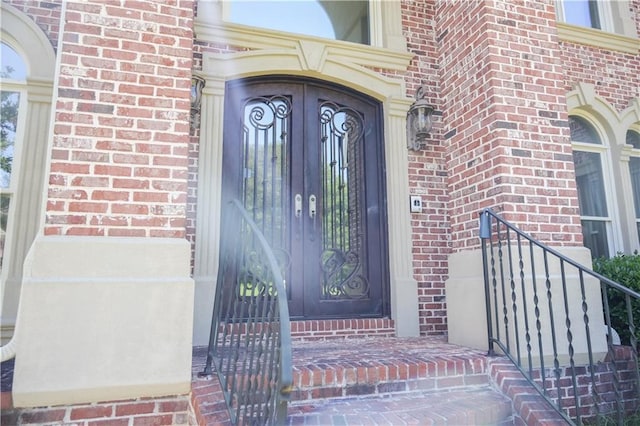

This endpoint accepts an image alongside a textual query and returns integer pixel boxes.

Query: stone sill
[557,22,639,54]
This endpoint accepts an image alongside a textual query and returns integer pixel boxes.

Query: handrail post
[480,210,495,356]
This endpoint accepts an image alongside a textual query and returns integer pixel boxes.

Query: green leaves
[594,252,640,346]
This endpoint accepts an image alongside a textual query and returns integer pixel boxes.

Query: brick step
[287,386,515,425]
[290,318,395,341]
[290,337,490,402]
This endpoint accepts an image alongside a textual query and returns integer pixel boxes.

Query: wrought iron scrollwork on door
[240,95,293,291]
[319,100,369,299]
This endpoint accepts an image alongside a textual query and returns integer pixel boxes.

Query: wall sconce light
[406,85,434,151]
[190,75,205,132]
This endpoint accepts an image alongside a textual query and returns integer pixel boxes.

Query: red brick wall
[436,0,583,251]
[560,35,640,111]
[1,395,193,426]
[401,1,448,335]
[44,0,194,238]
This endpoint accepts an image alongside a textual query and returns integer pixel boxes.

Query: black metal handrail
[201,199,293,425]
[480,209,640,425]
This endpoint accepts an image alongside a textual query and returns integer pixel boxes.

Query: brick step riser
[291,359,491,402]
[291,374,491,401]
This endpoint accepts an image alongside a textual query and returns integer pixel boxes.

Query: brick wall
[436,0,583,250]
[44,0,194,238]
[560,42,640,112]
[560,0,639,108]
[0,395,194,426]
[402,1,448,335]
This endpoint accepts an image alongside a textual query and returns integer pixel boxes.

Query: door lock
[295,194,303,217]
[309,194,317,218]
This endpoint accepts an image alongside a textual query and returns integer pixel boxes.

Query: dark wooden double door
[221,77,389,319]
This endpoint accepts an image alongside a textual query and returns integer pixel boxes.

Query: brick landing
[191,337,562,425]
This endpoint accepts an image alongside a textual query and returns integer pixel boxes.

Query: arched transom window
[227,0,370,45]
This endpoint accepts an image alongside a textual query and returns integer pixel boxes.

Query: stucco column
[192,78,226,345]
[386,97,420,337]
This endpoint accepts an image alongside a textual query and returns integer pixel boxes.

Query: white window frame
[571,115,623,258]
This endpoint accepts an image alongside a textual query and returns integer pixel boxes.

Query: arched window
[227,0,370,45]
[628,130,640,243]
[0,41,27,269]
[570,116,614,258]
[1,2,55,342]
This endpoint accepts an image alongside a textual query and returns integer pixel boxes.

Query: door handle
[309,194,316,219]
[295,194,302,218]
[309,194,317,241]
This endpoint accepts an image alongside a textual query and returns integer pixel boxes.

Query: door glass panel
[240,95,292,291]
[228,0,370,45]
[319,101,369,299]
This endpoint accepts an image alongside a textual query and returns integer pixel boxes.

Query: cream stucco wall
[446,246,608,367]
[11,236,194,407]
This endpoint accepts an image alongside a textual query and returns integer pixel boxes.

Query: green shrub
[593,252,640,346]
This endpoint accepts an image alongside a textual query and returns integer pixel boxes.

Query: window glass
[630,156,640,216]
[581,220,609,258]
[228,0,370,45]
[1,42,27,80]
[630,131,640,243]
[0,193,8,267]
[569,116,601,144]
[627,129,640,149]
[1,91,20,189]
[571,115,610,258]
[562,0,600,29]
[574,150,608,218]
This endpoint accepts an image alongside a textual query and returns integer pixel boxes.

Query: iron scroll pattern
[319,100,370,300]
[321,249,370,299]
[240,94,292,290]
